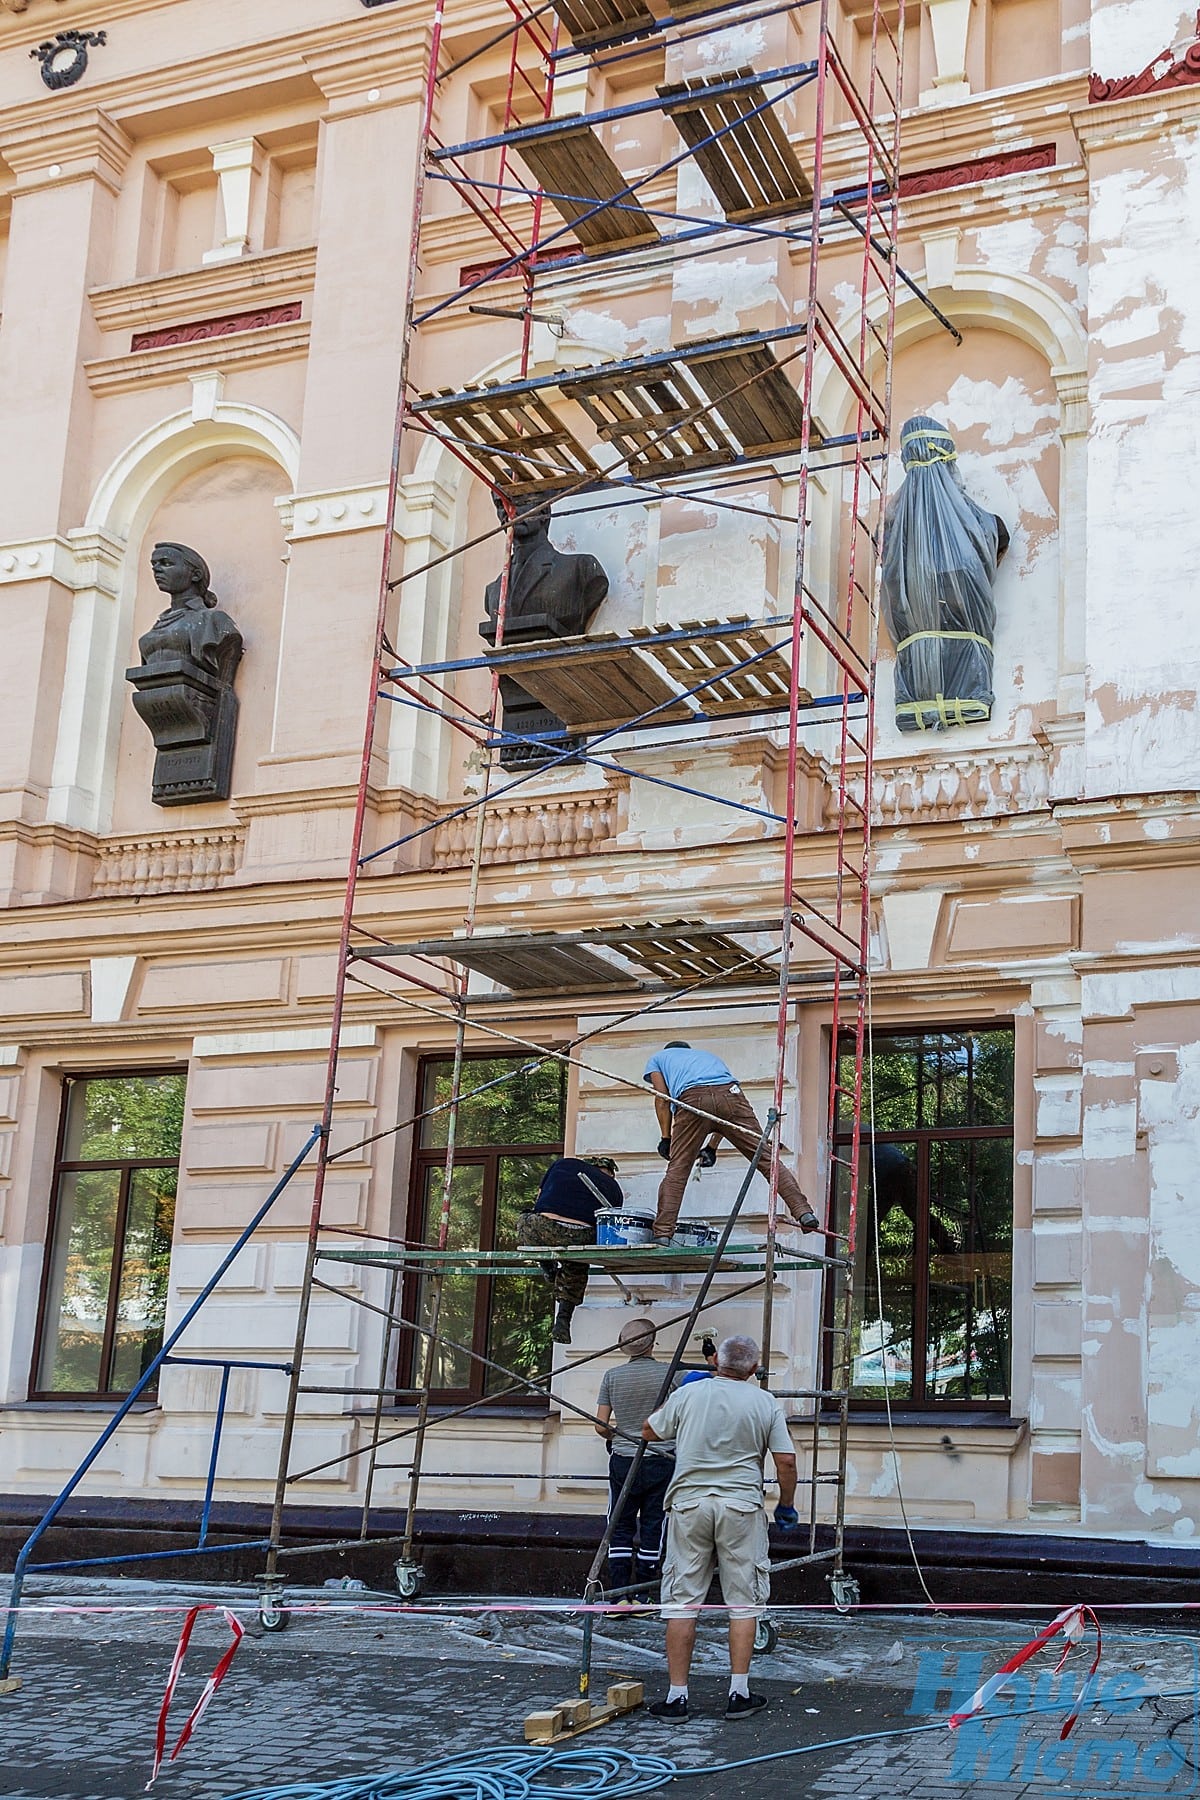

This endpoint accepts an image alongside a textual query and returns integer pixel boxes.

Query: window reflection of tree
[832,1028,1014,1410]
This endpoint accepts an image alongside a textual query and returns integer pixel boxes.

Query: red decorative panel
[1090,15,1200,103]
[898,144,1056,199]
[130,302,303,353]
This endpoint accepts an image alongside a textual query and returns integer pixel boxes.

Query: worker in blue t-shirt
[518,1155,622,1345]
[644,1041,822,1242]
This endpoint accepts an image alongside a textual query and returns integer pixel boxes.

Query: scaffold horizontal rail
[349,916,785,993]
[657,64,813,222]
[314,1242,839,1273]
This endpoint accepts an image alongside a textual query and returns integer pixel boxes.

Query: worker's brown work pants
[655,1081,810,1236]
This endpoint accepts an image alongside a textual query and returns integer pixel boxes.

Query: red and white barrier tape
[146,1603,244,1788]
[948,1603,1102,1739]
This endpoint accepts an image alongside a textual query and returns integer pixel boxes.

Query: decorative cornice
[1089,12,1200,105]
[89,244,316,333]
[303,23,432,108]
[1,103,130,190]
[0,534,75,585]
[1075,80,1200,155]
[84,318,310,396]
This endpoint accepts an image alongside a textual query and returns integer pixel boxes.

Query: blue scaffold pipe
[0,1122,323,1682]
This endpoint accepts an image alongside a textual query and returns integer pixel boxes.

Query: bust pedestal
[480,614,582,772]
[125,654,238,805]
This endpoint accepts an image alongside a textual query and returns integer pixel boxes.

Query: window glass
[833,1027,1013,1410]
[407,1055,565,1401]
[35,1072,184,1399]
[421,1056,566,1149]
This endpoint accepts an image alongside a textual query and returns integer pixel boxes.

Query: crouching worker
[644,1041,822,1243]
[518,1154,622,1345]
[642,1334,797,1721]
[595,1318,677,1596]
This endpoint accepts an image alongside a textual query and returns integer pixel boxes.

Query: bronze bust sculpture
[125,543,243,805]
[481,494,609,768]
[881,416,1010,733]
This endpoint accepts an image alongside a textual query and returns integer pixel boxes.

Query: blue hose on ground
[220,1724,949,1800]
[219,1689,1200,1800]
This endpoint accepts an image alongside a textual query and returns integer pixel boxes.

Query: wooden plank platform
[553,0,655,48]
[659,65,813,223]
[380,918,780,995]
[411,387,601,497]
[639,616,811,715]
[516,120,661,253]
[508,638,696,731]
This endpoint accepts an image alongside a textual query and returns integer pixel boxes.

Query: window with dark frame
[830,1026,1015,1411]
[32,1070,186,1400]
[401,1054,567,1403]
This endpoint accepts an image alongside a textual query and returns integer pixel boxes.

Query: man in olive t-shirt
[642,1334,797,1720]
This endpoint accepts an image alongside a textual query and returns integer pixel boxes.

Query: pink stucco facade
[0,0,1199,1558]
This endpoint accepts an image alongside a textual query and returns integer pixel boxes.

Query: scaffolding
[1,0,937,1697]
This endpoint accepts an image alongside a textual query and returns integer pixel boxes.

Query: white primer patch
[1090,1,1194,81]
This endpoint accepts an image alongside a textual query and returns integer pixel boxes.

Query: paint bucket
[595,1210,656,1247]
[671,1223,718,1250]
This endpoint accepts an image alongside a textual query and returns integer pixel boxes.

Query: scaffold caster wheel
[258,1597,290,1633]
[395,1560,424,1600]
[829,1571,860,1615]
[753,1617,779,1656]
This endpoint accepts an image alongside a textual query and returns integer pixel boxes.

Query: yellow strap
[895,629,991,654]
[904,448,957,466]
[895,694,991,730]
[900,426,956,467]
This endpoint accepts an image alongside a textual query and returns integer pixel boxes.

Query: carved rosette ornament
[30,28,106,90]
[125,543,244,807]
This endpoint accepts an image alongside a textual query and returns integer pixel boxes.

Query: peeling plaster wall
[1082,102,1200,797]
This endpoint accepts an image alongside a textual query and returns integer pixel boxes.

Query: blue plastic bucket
[595,1210,655,1246]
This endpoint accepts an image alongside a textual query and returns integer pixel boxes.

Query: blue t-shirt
[643,1047,735,1106]
[679,1370,714,1386]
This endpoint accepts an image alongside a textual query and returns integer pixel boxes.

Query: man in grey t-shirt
[595,1318,677,1594]
[642,1334,797,1720]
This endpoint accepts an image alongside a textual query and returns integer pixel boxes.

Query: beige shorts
[659,1496,770,1620]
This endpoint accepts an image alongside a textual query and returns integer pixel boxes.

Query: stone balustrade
[826,747,1051,828]
[91,828,245,897]
[431,790,620,868]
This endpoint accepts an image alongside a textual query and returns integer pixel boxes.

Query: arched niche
[48,401,300,834]
[110,455,288,836]
[806,268,1085,756]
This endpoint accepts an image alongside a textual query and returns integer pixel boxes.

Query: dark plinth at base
[125,656,238,806]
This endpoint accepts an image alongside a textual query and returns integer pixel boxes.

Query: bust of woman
[139,542,243,686]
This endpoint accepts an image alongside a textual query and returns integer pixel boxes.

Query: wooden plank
[658,68,813,223]
[510,642,695,730]
[519,125,660,253]
[442,939,628,991]
[553,0,655,48]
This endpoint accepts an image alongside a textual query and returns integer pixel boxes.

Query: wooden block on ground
[608,1680,644,1711]
[557,1697,593,1727]
[525,1708,566,1742]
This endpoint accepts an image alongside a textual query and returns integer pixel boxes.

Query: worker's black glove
[774,1503,800,1531]
[697,1145,717,1169]
[657,1137,671,1159]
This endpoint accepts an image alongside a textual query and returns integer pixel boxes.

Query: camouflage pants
[517,1211,592,1306]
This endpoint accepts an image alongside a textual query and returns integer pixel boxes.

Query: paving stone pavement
[0,1581,1196,1800]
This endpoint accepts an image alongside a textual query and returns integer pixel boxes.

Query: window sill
[355,1403,549,1420]
[829,1411,1026,1429]
[5,1400,158,1414]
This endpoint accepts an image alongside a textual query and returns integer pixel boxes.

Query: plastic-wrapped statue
[881,416,1010,733]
